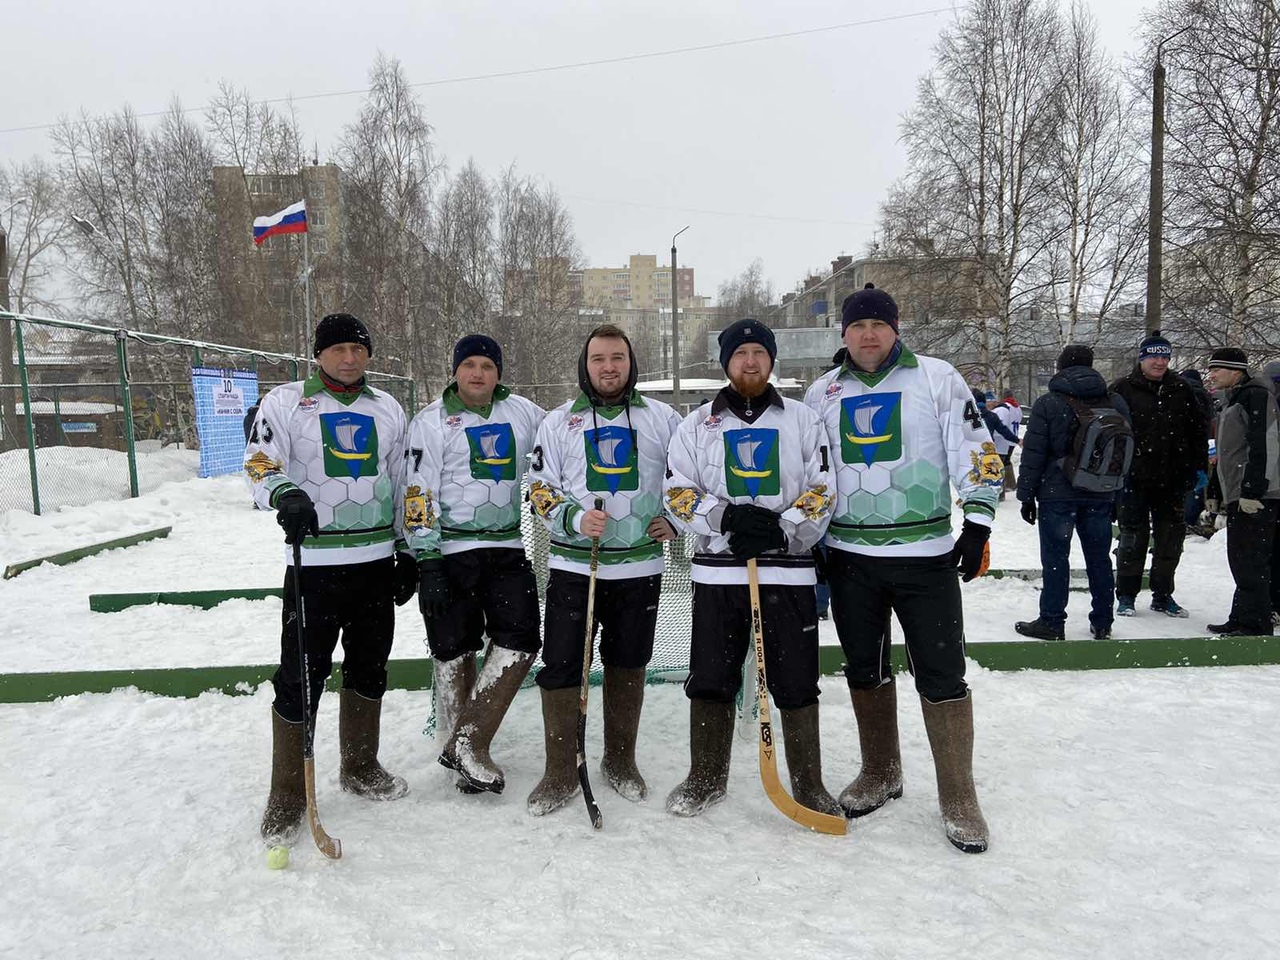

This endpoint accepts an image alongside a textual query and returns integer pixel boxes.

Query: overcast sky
[2,0,1154,302]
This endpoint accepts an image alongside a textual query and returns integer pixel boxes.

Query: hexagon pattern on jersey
[599,490,660,549]
[840,458,948,527]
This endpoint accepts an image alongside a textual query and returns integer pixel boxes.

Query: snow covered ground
[2,459,1278,957]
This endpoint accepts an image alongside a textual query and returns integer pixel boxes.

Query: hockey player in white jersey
[245,313,417,845]
[402,334,546,795]
[805,285,1000,853]
[663,318,842,819]
[525,324,681,816]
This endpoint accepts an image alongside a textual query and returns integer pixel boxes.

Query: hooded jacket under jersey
[804,345,1000,558]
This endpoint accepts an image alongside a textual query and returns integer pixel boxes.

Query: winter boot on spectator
[433,652,479,794]
[838,682,904,818]
[261,708,306,844]
[339,689,409,800]
[1151,595,1190,618]
[440,647,534,794]
[666,700,734,817]
[921,692,989,854]
[1116,596,1136,617]
[1014,618,1066,641]
[601,667,648,802]
[527,686,582,816]
[779,703,843,817]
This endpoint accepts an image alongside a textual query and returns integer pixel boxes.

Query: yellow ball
[266,845,290,870]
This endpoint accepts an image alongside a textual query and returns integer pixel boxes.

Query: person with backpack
[1015,345,1132,641]
[1109,331,1208,619]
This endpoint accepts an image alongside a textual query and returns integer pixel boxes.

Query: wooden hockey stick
[292,540,342,860]
[576,497,605,830]
[747,558,847,836]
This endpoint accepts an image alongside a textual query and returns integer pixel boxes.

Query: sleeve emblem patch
[968,441,1005,486]
[244,451,283,483]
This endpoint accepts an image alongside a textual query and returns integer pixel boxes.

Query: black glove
[721,502,782,537]
[417,558,450,620]
[392,552,418,606]
[728,525,787,559]
[275,489,319,545]
[950,519,991,583]
[1020,500,1036,526]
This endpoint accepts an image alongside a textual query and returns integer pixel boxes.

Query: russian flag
[253,200,307,245]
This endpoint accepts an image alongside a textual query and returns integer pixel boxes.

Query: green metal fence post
[290,359,299,381]
[15,319,41,515]
[53,385,65,444]
[116,331,139,498]
[408,380,417,417]
[192,344,203,368]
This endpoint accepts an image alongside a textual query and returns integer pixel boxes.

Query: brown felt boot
[260,708,305,844]
[339,689,409,800]
[526,686,582,816]
[838,682,904,818]
[440,647,534,794]
[779,704,844,817]
[433,653,479,794]
[601,666,648,802]
[921,692,989,854]
[665,699,734,817]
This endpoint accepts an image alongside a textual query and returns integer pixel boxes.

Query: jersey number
[962,401,983,431]
[407,447,424,471]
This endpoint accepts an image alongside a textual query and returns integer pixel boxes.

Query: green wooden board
[89,588,284,613]
[3,527,173,580]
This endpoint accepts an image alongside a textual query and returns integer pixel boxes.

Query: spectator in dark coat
[1109,331,1207,619]
[1015,344,1131,641]
[1205,348,1280,636]
[1179,369,1214,529]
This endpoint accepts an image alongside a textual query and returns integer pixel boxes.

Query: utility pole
[670,225,689,411]
[1,197,30,450]
[1145,27,1191,335]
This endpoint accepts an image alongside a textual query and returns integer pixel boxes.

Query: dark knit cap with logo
[452,333,503,378]
[1057,344,1094,370]
[840,283,899,333]
[718,318,777,372]
[1138,330,1173,361]
[313,313,373,358]
[1207,346,1249,371]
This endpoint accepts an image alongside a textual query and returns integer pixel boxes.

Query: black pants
[827,549,968,703]
[272,556,395,723]
[1227,500,1278,633]
[684,581,821,710]
[424,547,540,661]
[1116,487,1186,600]
[536,570,662,690]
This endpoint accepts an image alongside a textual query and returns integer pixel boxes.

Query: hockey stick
[576,496,605,830]
[292,540,342,860]
[747,558,847,836]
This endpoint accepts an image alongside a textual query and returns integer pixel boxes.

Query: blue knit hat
[452,334,503,378]
[718,319,777,372]
[841,283,899,333]
[1138,330,1173,361]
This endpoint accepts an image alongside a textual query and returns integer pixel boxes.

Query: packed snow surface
[1,453,1277,957]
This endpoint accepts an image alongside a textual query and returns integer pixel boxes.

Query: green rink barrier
[3,527,173,580]
[1,637,1277,703]
[985,568,1150,590]
[89,588,283,613]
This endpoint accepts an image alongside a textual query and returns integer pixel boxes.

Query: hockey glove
[417,558,451,620]
[392,552,418,606]
[1020,500,1037,526]
[721,502,782,537]
[951,519,991,582]
[728,525,787,560]
[275,489,319,545]
[1239,497,1265,515]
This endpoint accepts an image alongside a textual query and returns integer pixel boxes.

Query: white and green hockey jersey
[528,391,681,581]
[401,384,545,561]
[663,390,833,586]
[803,346,1002,558]
[245,373,408,566]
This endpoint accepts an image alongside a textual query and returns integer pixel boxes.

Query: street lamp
[670,225,689,411]
[1145,26,1192,335]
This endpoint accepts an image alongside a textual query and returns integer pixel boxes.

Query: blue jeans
[1038,499,1116,629]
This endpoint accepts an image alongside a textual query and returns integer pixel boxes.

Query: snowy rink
[1,467,1278,958]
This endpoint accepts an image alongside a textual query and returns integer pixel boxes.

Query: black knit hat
[1207,346,1249,371]
[841,283,899,333]
[718,318,777,372]
[1138,329,1173,361]
[1057,344,1094,370]
[452,334,503,378]
[313,313,373,358]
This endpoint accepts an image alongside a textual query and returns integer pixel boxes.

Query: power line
[0,7,952,137]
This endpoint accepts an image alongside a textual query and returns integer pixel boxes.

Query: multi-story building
[574,254,695,311]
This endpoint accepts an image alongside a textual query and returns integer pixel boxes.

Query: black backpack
[1060,396,1134,493]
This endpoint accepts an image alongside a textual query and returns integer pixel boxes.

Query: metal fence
[0,311,416,515]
